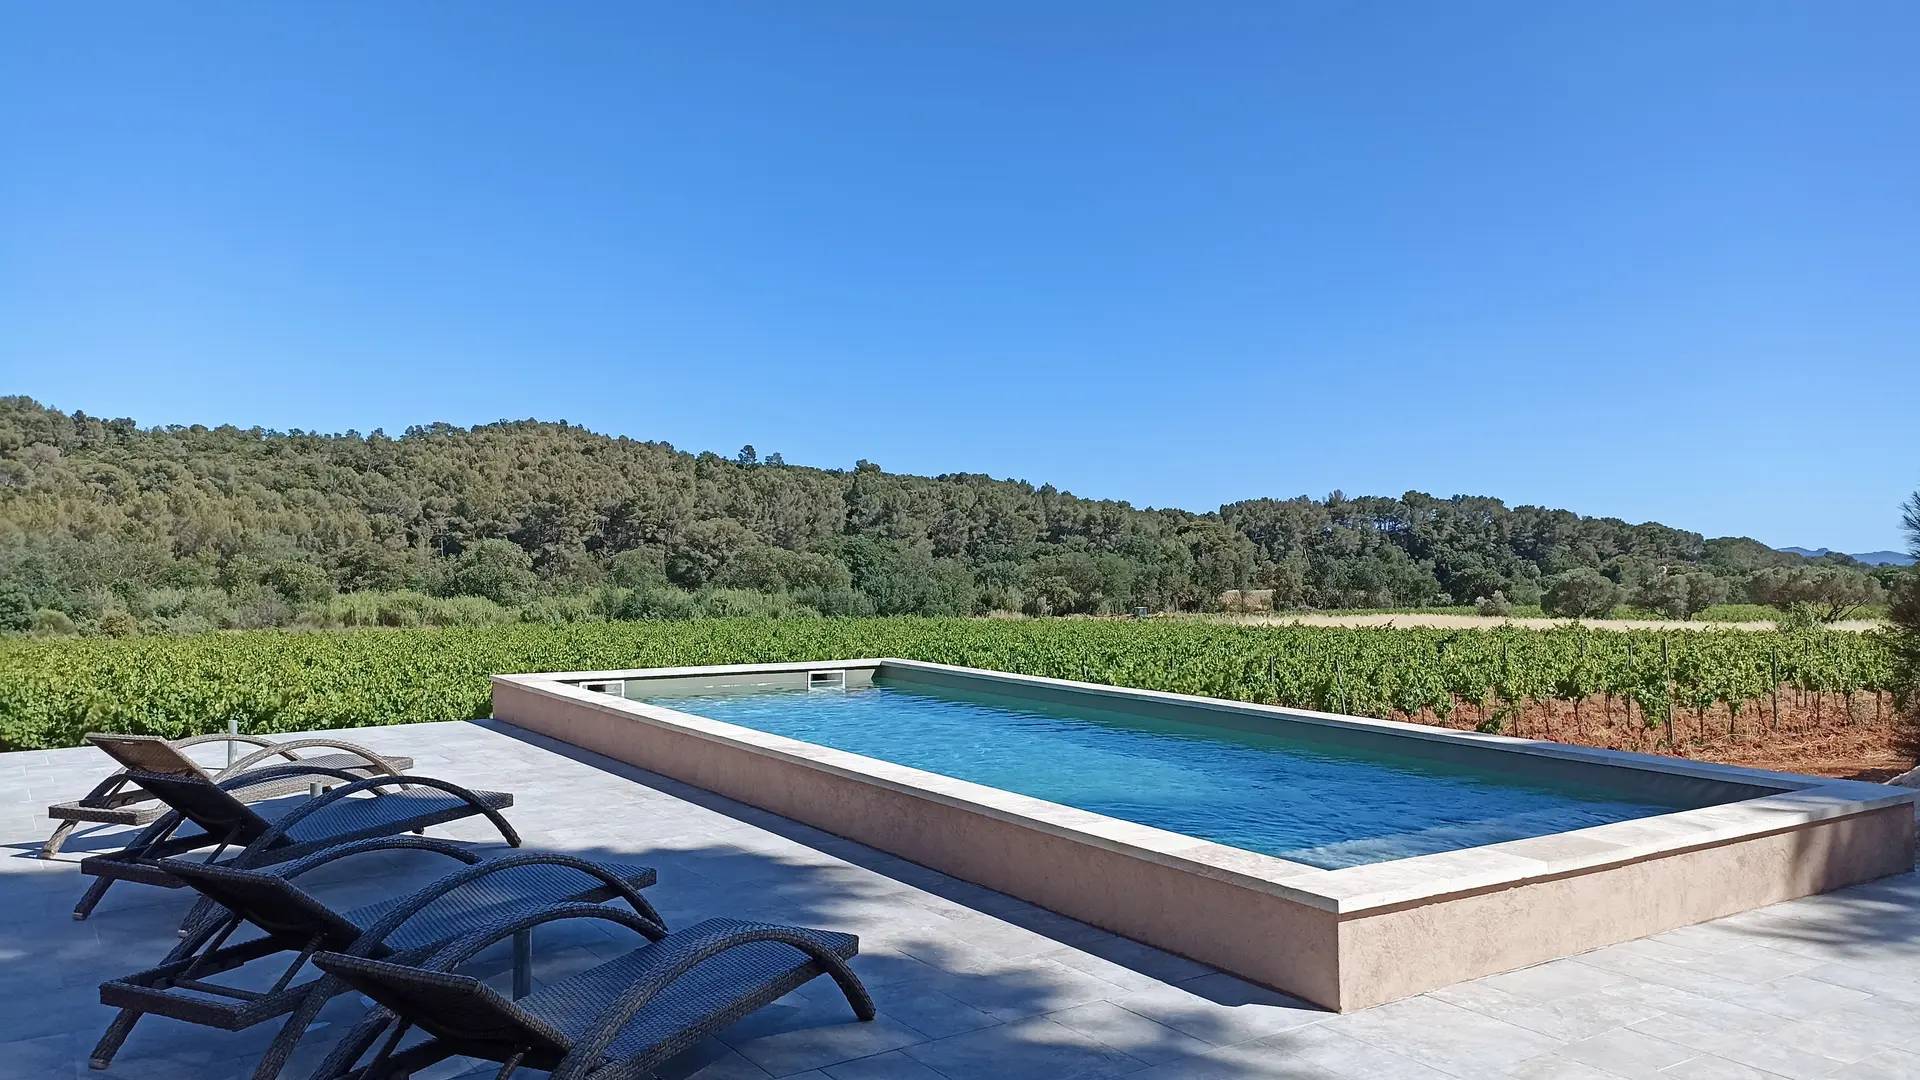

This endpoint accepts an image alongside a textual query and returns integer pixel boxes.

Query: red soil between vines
[1400,692,1916,782]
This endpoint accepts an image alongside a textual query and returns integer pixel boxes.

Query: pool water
[644,680,1693,869]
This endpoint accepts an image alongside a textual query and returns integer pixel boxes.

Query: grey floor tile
[860,977,1001,1040]
[1332,996,1560,1077]
[1046,1000,1213,1066]
[1827,1049,1920,1080]
[1105,978,1326,1047]
[899,1016,1147,1080]
[1255,1023,1459,1079]
[0,1032,84,1080]
[1445,984,1664,1041]
[722,1008,927,1076]
[821,1049,950,1079]
[1657,1055,1795,1079]
[1553,1028,1696,1079]
[1686,947,1832,987]
[1629,1012,1856,1080]
[1477,958,1631,1003]
[1502,1053,1639,1079]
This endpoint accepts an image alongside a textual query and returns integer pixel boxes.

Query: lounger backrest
[158,859,367,951]
[120,769,273,847]
[310,952,573,1056]
[87,733,215,780]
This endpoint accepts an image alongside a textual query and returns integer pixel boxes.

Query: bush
[1475,591,1513,617]
[1541,569,1619,619]
[30,608,76,636]
[97,610,139,638]
[1747,565,1884,623]
[1632,570,1727,620]
[0,584,31,632]
[264,561,336,606]
[449,540,538,606]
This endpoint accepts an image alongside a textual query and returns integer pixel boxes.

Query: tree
[1746,566,1885,623]
[1541,568,1619,619]
[1635,570,1726,620]
[0,583,30,632]
[263,561,335,606]
[0,393,1876,632]
[448,540,538,606]
[1891,489,1920,733]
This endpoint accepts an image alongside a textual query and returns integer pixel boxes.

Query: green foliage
[0,397,1886,634]
[0,619,1891,751]
[29,609,75,637]
[1747,565,1886,623]
[449,540,538,606]
[0,583,30,632]
[1541,569,1619,619]
[1891,490,1920,725]
[1475,592,1512,617]
[1632,570,1727,620]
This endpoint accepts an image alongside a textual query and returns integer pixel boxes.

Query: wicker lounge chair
[72,736,516,921]
[43,732,414,858]
[308,909,872,1080]
[93,840,666,1080]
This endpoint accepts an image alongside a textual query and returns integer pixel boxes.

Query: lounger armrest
[208,762,371,791]
[273,836,486,882]
[419,903,670,971]
[218,739,409,780]
[553,922,870,1080]
[355,853,662,948]
[237,774,517,865]
[70,771,142,809]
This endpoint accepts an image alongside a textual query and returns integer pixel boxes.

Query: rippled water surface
[644,680,1690,868]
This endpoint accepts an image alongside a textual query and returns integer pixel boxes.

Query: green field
[0,619,1896,752]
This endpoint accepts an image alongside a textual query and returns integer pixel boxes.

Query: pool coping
[494,658,1915,917]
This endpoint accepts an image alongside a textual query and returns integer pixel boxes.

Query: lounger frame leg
[41,819,80,859]
[513,929,533,999]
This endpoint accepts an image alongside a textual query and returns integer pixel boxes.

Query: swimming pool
[495,659,1914,1009]
[643,679,1695,869]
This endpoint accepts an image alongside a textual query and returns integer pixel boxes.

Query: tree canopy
[0,396,1892,633]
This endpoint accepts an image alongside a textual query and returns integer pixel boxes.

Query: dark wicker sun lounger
[308,910,872,1080]
[73,735,516,921]
[43,732,414,858]
[92,840,666,1080]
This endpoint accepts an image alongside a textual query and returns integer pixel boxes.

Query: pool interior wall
[629,657,1781,822]
[643,678,1702,870]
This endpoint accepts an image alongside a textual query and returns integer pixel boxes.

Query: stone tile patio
[2,719,1916,1080]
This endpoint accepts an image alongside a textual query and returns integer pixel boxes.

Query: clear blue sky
[3,4,1915,552]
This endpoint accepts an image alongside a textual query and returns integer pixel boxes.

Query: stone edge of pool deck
[492,659,1919,1012]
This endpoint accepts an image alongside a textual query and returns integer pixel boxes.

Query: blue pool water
[645,680,1692,869]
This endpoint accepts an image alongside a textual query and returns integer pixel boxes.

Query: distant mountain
[1777,547,1915,567]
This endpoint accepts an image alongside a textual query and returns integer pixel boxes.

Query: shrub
[1541,569,1619,619]
[449,540,538,606]
[1475,591,1512,617]
[30,608,76,636]
[0,584,31,632]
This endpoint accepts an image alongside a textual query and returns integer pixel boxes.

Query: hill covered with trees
[0,396,1901,634]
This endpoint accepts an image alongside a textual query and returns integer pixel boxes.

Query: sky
[2,4,1916,553]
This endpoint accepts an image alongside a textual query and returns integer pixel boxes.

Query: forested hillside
[0,396,1899,634]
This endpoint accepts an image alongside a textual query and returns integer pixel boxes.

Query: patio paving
[1,719,1916,1080]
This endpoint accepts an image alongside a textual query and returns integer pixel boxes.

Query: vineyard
[1,620,1907,775]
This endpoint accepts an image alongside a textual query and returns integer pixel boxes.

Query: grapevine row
[0,620,1898,752]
